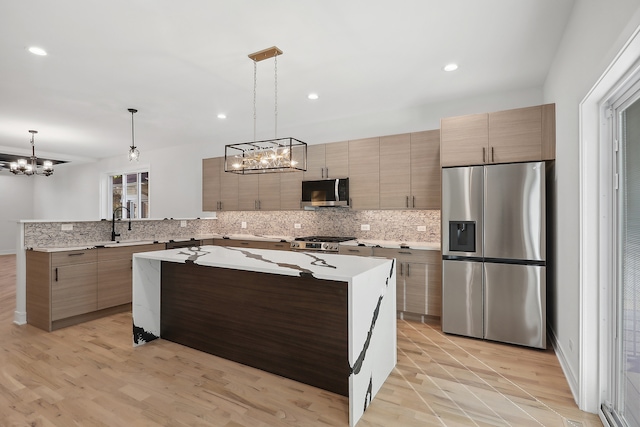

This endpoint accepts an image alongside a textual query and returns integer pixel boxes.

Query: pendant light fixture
[128,108,140,162]
[9,130,54,176]
[224,46,307,174]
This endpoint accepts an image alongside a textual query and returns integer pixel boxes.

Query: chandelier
[9,130,54,176]
[225,46,307,174]
[128,108,140,162]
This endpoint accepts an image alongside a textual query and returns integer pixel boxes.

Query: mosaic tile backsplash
[23,210,440,248]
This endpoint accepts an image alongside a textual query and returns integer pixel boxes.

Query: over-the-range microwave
[301,178,349,208]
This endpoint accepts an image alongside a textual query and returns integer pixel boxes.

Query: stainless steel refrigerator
[441,161,547,349]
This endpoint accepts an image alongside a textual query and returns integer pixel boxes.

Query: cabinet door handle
[491,146,494,163]
[406,196,409,208]
[482,147,486,163]
[412,196,415,208]
[254,200,257,210]
[325,167,329,178]
[399,262,403,276]
[258,200,261,210]
[321,168,324,179]
[55,267,58,282]
[407,263,410,277]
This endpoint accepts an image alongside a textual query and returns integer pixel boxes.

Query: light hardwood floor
[0,254,602,426]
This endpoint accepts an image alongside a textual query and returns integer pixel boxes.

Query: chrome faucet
[112,206,132,241]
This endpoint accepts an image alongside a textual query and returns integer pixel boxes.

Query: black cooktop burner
[295,236,356,243]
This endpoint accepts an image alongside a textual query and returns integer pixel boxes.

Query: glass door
[608,89,640,427]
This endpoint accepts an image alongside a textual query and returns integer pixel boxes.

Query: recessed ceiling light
[217,113,227,119]
[444,63,458,72]
[307,93,319,100]
[28,46,47,56]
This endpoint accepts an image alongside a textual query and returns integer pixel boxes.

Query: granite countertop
[27,235,220,253]
[134,245,392,282]
[340,239,440,251]
[216,234,294,242]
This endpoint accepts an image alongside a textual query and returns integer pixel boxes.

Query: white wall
[543,0,640,410]
[0,175,33,254]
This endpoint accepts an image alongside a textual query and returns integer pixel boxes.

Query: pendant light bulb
[128,108,139,162]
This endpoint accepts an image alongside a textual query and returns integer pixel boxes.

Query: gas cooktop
[291,236,356,251]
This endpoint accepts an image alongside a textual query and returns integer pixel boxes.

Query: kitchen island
[132,245,396,427]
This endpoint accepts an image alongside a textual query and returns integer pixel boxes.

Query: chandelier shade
[8,130,54,176]
[225,137,307,174]
[224,46,307,174]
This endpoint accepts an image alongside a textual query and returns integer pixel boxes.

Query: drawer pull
[348,249,359,252]
[68,252,85,257]
[241,242,249,245]
[398,251,412,254]
[274,244,283,247]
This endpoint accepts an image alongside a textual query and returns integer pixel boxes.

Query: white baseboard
[0,250,16,256]
[548,327,580,405]
[13,311,26,325]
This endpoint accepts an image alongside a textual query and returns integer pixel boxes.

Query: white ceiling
[0,0,575,163]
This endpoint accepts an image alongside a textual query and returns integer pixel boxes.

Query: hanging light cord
[253,60,257,143]
[274,53,278,139]
[130,110,136,148]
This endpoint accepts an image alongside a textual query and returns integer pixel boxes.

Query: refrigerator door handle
[491,146,494,163]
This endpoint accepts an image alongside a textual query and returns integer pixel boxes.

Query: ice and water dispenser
[448,221,476,253]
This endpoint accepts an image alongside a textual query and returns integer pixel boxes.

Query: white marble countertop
[340,239,440,251]
[134,245,393,282]
[27,233,440,252]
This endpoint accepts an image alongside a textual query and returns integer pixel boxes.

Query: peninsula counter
[132,245,396,427]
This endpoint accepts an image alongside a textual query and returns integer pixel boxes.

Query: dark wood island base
[160,261,349,396]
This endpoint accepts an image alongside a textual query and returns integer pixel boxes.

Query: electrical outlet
[361,224,370,231]
[294,223,301,229]
[61,224,73,231]
[417,225,427,232]
[180,220,187,227]
[241,221,247,229]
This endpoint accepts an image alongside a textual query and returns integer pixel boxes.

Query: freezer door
[442,259,483,339]
[484,262,546,348]
[484,162,545,261]
[442,166,484,258]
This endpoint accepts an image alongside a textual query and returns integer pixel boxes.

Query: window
[109,171,149,219]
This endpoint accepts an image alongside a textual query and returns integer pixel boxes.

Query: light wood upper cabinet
[440,113,488,167]
[348,137,380,210]
[280,171,303,210]
[238,173,282,211]
[202,158,221,211]
[238,175,260,210]
[379,130,441,210]
[379,134,411,209]
[411,130,441,209]
[303,141,349,180]
[440,104,556,167]
[202,157,239,211]
[325,141,349,178]
[258,173,281,211]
